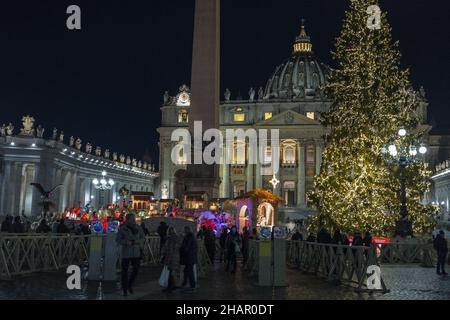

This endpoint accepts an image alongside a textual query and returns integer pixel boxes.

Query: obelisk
[184,0,221,200]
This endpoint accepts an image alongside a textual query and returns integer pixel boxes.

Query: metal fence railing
[0,233,210,280]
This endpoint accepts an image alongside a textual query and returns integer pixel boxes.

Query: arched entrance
[257,202,275,227]
[238,205,249,233]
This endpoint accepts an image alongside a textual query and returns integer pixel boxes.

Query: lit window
[264,112,273,120]
[178,109,189,123]
[233,181,246,198]
[264,146,272,163]
[306,145,315,163]
[233,141,246,165]
[282,140,296,164]
[178,148,187,165]
[234,113,245,122]
[306,112,315,120]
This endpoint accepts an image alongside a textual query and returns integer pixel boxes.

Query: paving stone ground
[0,263,449,300]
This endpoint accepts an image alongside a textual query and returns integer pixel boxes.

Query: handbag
[159,266,170,288]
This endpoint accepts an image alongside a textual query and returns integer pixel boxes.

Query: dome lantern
[293,19,313,54]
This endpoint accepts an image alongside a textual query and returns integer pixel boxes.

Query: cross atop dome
[293,19,313,54]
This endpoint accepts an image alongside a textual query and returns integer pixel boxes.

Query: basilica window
[264,112,273,120]
[233,107,245,122]
[306,112,315,120]
[232,141,246,165]
[306,145,315,163]
[282,140,297,164]
[264,146,272,164]
[283,181,296,207]
[233,181,246,198]
[178,109,189,124]
[233,113,245,122]
[177,148,187,165]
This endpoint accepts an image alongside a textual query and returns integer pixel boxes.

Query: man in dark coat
[291,230,303,241]
[157,221,169,253]
[362,231,373,247]
[10,216,24,233]
[179,226,198,291]
[204,227,216,264]
[317,227,332,244]
[36,219,51,233]
[219,228,228,263]
[1,215,13,233]
[434,230,448,276]
[56,218,70,234]
[306,233,316,242]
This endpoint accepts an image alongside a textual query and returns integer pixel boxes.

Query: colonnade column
[315,140,323,176]
[297,141,306,208]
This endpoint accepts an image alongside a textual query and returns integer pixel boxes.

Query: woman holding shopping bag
[160,226,180,292]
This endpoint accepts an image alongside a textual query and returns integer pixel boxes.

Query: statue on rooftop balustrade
[20,115,35,136]
[86,143,92,154]
[36,125,45,138]
[6,123,14,136]
[75,138,82,150]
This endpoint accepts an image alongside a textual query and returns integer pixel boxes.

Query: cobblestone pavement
[372,265,450,300]
[0,263,449,300]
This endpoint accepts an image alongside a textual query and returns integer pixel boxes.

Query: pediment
[256,110,320,126]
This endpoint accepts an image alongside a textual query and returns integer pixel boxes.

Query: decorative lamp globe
[93,179,99,185]
[409,146,417,156]
[388,145,397,156]
[398,128,407,137]
[419,145,427,155]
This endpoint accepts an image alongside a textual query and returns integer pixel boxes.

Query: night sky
[0,0,449,168]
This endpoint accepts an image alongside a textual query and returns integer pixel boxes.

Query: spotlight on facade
[31,143,36,147]
[10,142,15,146]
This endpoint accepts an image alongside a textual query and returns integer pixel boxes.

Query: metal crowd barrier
[0,233,210,280]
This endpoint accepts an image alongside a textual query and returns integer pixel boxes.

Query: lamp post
[381,128,427,237]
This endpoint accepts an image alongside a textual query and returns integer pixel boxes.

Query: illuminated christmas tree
[308,0,437,236]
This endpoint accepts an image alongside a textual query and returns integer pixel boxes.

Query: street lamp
[381,128,427,237]
[92,171,115,190]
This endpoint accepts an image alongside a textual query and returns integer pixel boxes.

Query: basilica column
[222,144,230,198]
[160,139,173,199]
[0,161,12,214]
[315,140,323,176]
[297,142,306,208]
[246,164,254,192]
[11,163,23,215]
[255,162,262,189]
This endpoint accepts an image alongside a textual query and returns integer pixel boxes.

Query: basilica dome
[263,22,330,100]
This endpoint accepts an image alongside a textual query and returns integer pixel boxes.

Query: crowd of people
[290,227,374,247]
[0,214,93,235]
